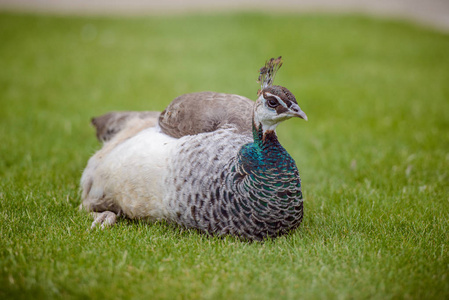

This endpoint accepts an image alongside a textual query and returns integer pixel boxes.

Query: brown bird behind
[91,91,254,143]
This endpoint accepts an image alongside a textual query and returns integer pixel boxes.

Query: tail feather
[91,111,160,143]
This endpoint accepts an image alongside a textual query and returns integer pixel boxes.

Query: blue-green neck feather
[218,121,303,239]
[239,122,300,176]
[234,121,302,200]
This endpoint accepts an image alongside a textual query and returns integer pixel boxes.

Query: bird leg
[90,211,117,229]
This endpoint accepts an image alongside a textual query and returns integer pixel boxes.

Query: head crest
[257,56,283,95]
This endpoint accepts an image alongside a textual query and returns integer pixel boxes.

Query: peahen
[80,57,308,241]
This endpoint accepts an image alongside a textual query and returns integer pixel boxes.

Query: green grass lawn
[1,12,448,299]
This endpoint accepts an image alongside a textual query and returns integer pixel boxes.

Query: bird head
[254,85,307,131]
[253,57,307,132]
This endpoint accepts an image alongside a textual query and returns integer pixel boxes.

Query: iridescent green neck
[227,118,303,236]
[252,121,263,146]
[252,120,281,151]
[235,120,291,173]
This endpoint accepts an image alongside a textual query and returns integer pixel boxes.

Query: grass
[0,11,448,299]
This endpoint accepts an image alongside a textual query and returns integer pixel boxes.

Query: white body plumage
[81,126,178,220]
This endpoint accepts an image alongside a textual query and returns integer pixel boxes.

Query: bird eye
[266,97,278,108]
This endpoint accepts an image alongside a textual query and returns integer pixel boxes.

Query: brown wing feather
[158,92,254,138]
[92,111,160,143]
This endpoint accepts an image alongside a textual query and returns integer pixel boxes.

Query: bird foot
[90,211,117,229]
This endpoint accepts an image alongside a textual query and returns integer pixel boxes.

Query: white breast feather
[81,127,178,220]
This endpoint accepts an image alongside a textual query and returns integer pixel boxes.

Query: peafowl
[80,57,308,241]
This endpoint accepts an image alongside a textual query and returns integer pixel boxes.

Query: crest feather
[257,56,283,95]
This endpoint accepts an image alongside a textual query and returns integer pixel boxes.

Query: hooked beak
[289,103,308,121]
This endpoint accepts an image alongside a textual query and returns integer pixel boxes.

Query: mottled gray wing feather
[92,111,160,143]
[158,91,254,138]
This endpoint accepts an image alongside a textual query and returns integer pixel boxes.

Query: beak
[289,103,308,121]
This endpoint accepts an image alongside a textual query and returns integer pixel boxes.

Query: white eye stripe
[265,92,288,109]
